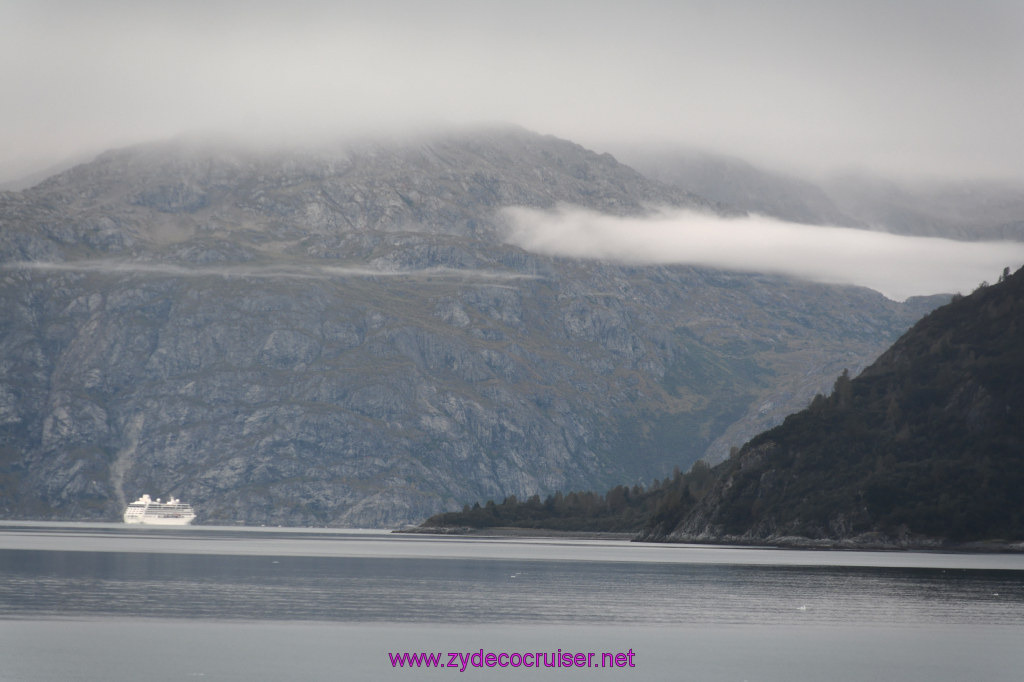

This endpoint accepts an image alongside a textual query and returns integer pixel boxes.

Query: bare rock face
[0,126,942,526]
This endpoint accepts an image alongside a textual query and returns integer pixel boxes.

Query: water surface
[2,522,1022,681]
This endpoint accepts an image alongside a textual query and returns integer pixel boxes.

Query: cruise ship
[123,494,197,525]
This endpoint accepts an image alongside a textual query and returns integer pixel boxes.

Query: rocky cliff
[0,126,942,526]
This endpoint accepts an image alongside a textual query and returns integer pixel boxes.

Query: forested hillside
[642,266,1024,546]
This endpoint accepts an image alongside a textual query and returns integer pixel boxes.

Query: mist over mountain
[623,147,1024,242]
[619,149,861,228]
[823,175,1024,242]
[0,127,949,526]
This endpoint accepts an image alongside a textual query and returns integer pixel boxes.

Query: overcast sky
[2,0,1023,185]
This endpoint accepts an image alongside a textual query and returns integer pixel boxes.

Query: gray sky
[2,0,1023,185]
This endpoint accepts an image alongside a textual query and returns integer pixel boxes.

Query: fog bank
[503,206,1024,300]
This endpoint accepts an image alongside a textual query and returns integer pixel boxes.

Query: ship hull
[123,514,196,526]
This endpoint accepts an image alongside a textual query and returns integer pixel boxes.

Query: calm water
[2,522,1023,681]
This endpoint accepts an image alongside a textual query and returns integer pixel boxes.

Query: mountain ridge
[621,146,1024,241]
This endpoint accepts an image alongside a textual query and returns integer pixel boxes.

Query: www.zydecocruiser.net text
[389,648,637,671]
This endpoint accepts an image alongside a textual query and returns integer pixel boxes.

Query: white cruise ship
[123,494,197,525]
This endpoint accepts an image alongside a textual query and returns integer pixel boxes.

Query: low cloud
[4,3,1024,185]
[503,205,1024,300]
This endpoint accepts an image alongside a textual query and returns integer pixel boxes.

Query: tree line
[422,461,717,533]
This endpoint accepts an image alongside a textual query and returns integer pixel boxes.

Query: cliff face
[644,267,1024,547]
[0,127,940,526]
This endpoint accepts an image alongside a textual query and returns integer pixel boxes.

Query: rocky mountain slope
[641,266,1024,547]
[0,126,943,526]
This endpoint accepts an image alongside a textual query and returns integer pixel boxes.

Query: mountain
[822,175,1024,241]
[0,126,943,526]
[620,148,861,228]
[641,266,1024,547]
[622,148,1024,241]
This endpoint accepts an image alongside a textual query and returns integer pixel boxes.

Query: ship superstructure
[123,494,196,525]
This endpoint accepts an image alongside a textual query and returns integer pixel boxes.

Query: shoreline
[401,525,1024,552]
[394,526,636,540]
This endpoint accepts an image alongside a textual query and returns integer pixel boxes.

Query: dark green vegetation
[646,266,1024,545]
[430,268,1024,546]
[421,466,711,533]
